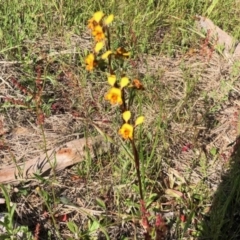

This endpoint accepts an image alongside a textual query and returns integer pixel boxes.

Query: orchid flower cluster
[85,11,144,142]
[85,11,167,239]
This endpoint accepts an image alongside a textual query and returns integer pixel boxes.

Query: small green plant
[0,185,32,240]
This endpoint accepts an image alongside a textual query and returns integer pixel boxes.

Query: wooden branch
[196,15,240,60]
[0,136,110,185]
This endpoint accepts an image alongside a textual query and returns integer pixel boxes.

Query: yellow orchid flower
[104,14,114,25]
[105,87,122,105]
[85,53,95,71]
[120,77,129,89]
[94,41,104,53]
[87,17,97,31]
[107,75,116,86]
[123,111,131,122]
[135,116,144,126]
[92,25,105,42]
[116,47,130,58]
[93,11,104,23]
[119,123,134,140]
[102,50,112,59]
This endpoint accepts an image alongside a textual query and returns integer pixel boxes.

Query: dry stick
[0,136,110,185]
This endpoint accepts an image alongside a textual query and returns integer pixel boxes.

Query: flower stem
[130,139,144,200]
[121,88,127,113]
[106,27,113,74]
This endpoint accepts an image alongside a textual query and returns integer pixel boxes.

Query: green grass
[0,0,240,239]
[1,0,239,58]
